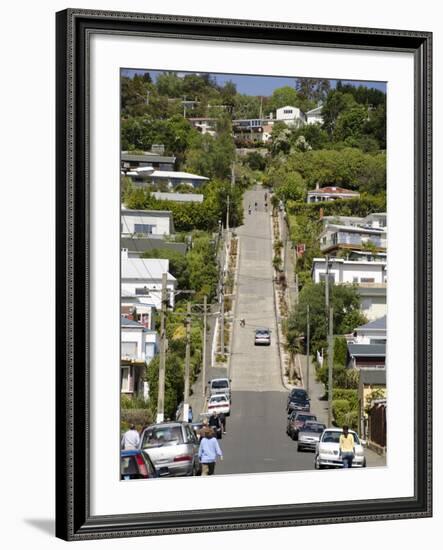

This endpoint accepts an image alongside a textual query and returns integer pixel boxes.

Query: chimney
[316,182,320,190]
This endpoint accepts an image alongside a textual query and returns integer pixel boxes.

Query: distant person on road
[264,192,267,201]
[339,425,355,468]
[208,411,222,439]
[188,406,193,423]
[248,204,251,215]
[219,411,227,434]
[122,424,140,450]
[240,318,245,327]
[198,430,223,475]
[254,201,258,211]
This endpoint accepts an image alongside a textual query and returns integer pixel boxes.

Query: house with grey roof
[121,151,176,172]
[347,343,386,370]
[354,316,387,345]
[121,208,175,237]
[121,316,158,400]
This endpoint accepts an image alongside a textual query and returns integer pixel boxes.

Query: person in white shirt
[122,425,140,450]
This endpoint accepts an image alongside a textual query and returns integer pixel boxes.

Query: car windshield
[322,431,360,444]
[212,380,228,389]
[301,423,325,433]
[296,414,316,422]
[210,395,227,403]
[290,390,308,400]
[142,426,184,448]
[256,330,269,336]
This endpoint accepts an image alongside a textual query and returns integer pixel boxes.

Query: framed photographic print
[55,9,432,541]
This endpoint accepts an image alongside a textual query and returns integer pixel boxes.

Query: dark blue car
[120,449,159,480]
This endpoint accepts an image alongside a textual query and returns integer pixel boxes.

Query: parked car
[120,449,159,480]
[287,388,310,413]
[287,411,317,440]
[314,428,366,469]
[297,421,326,452]
[207,394,230,416]
[254,328,271,346]
[139,422,201,477]
[208,378,232,401]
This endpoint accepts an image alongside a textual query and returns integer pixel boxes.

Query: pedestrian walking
[248,204,251,215]
[208,410,222,439]
[198,429,223,475]
[339,425,355,468]
[219,411,227,434]
[188,406,193,423]
[254,201,258,211]
[240,318,245,327]
[121,424,140,450]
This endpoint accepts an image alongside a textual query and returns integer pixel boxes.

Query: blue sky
[121,68,386,95]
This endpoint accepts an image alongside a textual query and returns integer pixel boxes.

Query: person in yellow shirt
[339,425,355,468]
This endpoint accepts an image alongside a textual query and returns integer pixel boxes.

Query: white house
[275,105,306,127]
[353,316,387,345]
[312,257,387,321]
[319,223,387,255]
[357,283,387,321]
[121,208,174,237]
[307,184,360,203]
[305,105,324,125]
[121,249,177,309]
[150,170,209,189]
[121,291,156,330]
[321,213,387,231]
[121,317,159,399]
[312,257,387,285]
[187,117,217,136]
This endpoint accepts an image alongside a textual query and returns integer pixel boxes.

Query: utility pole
[156,273,168,423]
[226,194,230,233]
[183,301,191,423]
[327,306,334,427]
[202,295,207,398]
[306,304,310,396]
[220,286,225,357]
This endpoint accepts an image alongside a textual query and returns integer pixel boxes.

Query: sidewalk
[299,353,386,467]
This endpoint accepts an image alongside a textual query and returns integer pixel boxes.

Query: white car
[254,328,271,346]
[314,428,366,469]
[207,394,230,416]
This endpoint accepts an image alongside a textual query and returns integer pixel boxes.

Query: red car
[286,411,317,441]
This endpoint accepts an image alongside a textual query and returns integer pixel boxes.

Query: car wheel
[362,458,367,468]
[297,445,302,452]
[314,456,324,470]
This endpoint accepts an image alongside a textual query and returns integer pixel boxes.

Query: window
[361,298,372,310]
[134,223,155,235]
[121,366,132,392]
[122,342,137,358]
[319,273,335,283]
[353,276,359,283]
[361,277,375,283]
[135,287,150,296]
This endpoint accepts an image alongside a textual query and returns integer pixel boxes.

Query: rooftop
[360,368,386,385]
[121,317,145,328]
[121,256,177,282]
[308,186,360,195]
[347,343,386,357]
[150,171,209,181]
[356,315,387,332]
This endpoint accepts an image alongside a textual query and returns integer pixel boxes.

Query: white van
[208,378,232,401]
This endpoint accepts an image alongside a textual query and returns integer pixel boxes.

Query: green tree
[287,282,367,355]
[156,72,184,97]
[321,90,357,136]
[334,104,368,143]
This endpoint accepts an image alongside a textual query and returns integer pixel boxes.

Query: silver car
[254,328,271,346]
[314,428,366,468]
[139,422,200,477]
[297,421,326,452]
